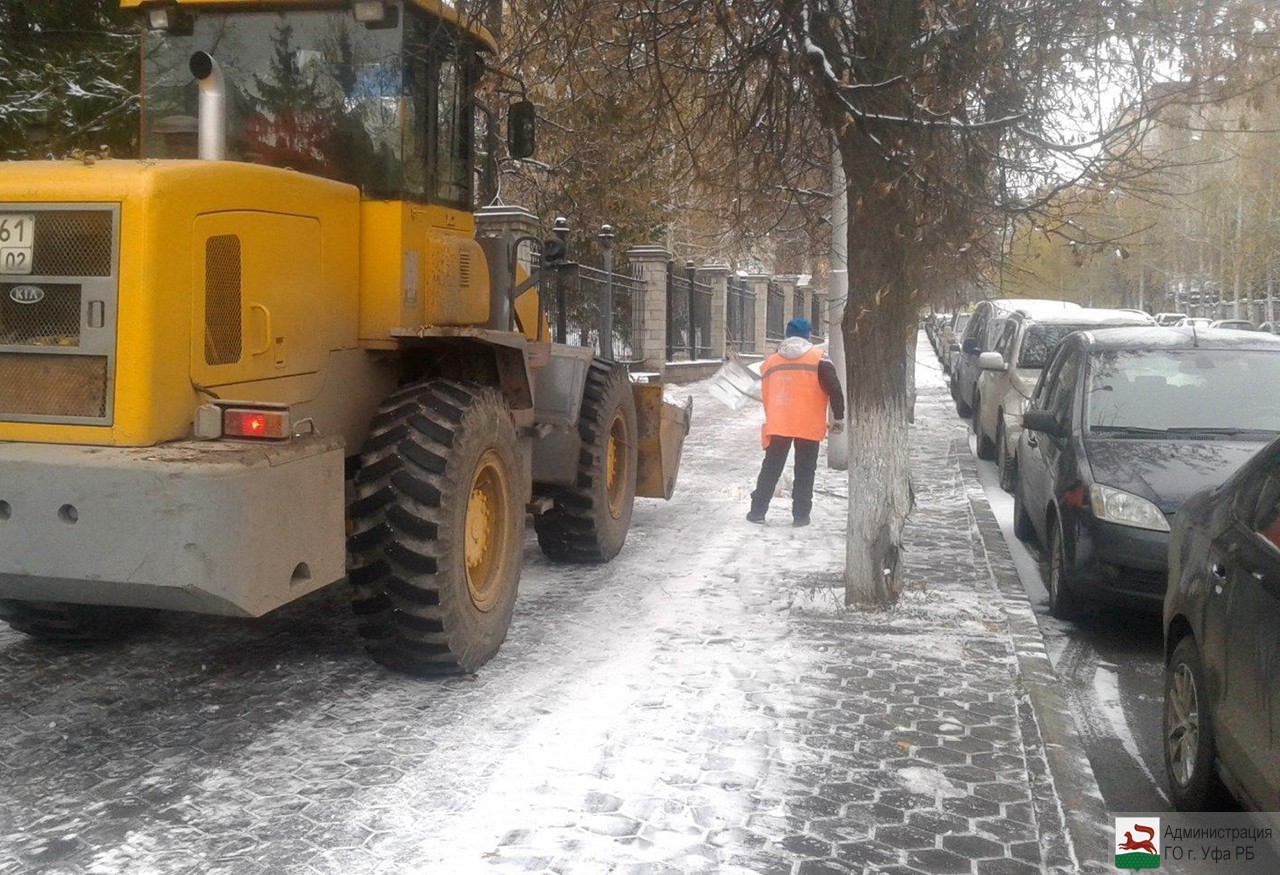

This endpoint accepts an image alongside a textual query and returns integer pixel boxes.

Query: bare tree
[500,0,1280,606]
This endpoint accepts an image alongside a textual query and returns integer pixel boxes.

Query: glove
[830,421,845,435]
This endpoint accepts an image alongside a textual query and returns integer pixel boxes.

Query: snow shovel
[708,354,762,410]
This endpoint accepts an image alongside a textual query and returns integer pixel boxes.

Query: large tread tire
[535,360,639,564]
[1164,636,1228,811]
[0,600,155,642]
[347,380,524,675]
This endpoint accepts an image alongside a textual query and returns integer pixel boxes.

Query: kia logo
[9,285,43,304]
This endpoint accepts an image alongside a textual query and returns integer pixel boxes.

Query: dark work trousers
[749,436,820,520]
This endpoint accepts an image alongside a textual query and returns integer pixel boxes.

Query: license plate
[0,213,35,275]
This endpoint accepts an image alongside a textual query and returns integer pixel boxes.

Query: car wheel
[996,422,1016,492]
[973,399,995,460]
[1046,515,1083,620]
[1012,476,1036,543]
[955,387,971,418]
[1164,636,1228,810]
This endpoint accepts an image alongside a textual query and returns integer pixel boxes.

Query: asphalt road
[968,433,1214,816]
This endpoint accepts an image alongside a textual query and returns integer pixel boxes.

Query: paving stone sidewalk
[0,342,1111,875]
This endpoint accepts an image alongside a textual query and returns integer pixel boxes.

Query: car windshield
[1086,349,1280,434]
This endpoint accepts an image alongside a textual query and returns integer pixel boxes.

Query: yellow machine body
[0,0,686,636]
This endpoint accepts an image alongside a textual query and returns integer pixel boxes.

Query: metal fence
[765,281,785,342]
[666,264,713,360]
[541,262,647,363]
[727,277,756,353]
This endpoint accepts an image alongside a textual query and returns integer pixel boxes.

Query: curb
[955,439,1114,874]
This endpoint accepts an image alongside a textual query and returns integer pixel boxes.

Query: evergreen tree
[0,0,139,158]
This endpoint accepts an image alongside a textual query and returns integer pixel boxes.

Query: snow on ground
[1,334,1071,874]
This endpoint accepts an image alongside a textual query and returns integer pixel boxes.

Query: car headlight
[1089,484,1170,532]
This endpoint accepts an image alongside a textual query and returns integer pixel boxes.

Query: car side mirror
[508,100,536,159]
[978,352,1006,371]
[961,338,979,355]
[1022,409,1064,438]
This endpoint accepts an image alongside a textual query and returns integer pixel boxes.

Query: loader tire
[347,380,523,675]
[534,359,638,563]
[0,600,155,642]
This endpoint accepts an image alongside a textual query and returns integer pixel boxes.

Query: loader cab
[136,0,493,213]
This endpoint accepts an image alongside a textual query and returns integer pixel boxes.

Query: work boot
[746,510,766,524]
[792,517,810,527]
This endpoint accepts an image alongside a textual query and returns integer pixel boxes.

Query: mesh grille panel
[0,283,81,346]
[0,353,107,417]
[31,211,113,277]
[205,235,242,365]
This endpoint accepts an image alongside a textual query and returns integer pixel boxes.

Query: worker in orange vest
[747,318,845,526]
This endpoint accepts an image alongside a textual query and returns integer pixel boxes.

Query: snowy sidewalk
[0,333,1110,875]
[460,336,1110,874]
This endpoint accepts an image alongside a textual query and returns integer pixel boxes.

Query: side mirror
[1022,409,1064,438]
[961,338,979,355]
[508,100,536,159]
[978,352,1006,371]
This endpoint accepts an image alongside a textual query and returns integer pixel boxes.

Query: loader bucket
[633,383,692,500]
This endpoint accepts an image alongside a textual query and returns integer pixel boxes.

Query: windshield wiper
[1161,427,1278,436]
[1089,425,1170,436]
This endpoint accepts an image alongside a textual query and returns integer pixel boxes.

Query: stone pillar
[474,204,540,271]
[626,245,672,376]
[474,205,541,333]
[776,275,799,329]
[811,289,828,338]
[797,281,815,337]
[699,263,730,359]
[749,274,770,355]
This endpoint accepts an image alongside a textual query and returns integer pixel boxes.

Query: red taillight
[223,407,289,439]
[1061,484,1086,508]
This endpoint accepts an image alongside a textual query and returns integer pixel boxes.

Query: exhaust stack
[189,51,226,161]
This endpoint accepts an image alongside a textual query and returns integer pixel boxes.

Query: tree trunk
[840,148,916,608]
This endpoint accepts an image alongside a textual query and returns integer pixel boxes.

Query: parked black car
[1163,436,1280,810]
[1013,327,1280,618]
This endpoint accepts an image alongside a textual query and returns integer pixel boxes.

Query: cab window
[404,11,475,209]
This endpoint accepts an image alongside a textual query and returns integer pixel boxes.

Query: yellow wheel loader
[0,0,689,674]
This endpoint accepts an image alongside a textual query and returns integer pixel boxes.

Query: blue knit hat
[785,318,812,338]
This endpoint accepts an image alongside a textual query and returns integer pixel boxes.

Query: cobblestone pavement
[0,337,1100,874]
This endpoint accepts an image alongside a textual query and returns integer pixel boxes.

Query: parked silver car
[951,298,1082,419]
[973,308,1155,488]
[939,311,971,374]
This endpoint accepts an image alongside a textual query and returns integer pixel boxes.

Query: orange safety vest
[760,346,830,447]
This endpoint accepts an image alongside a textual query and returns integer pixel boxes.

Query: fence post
[797,280,814,338]
[473,205,542,332]
[598,225,615,360]
[551,217,570,343]
[776,274,799,328]
[700,263,731,359]
[748,273,770,356]
[685,260,697,360]
[625,245,673,377]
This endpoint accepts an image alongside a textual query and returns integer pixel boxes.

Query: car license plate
[0,213,36,275]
